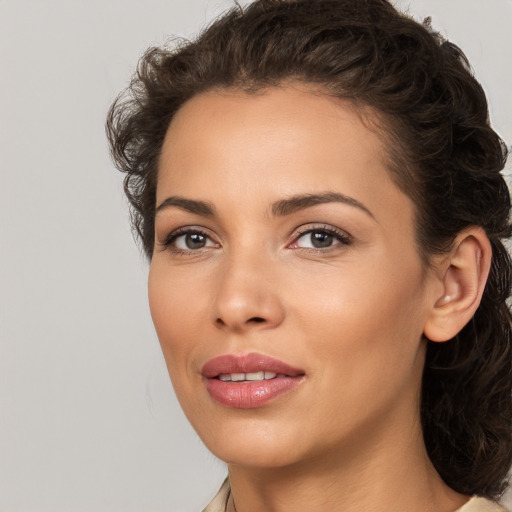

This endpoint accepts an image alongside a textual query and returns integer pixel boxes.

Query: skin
[149,85,471,512]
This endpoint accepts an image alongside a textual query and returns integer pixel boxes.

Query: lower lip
[205,376,304,408]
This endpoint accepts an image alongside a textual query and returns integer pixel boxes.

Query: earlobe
[423,227,492,343]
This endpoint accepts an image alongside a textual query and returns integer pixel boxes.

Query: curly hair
[106,0,512,499]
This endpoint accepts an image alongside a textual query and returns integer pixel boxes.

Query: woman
[106,0,512,510]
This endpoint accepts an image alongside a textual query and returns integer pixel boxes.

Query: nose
[211,250,285,333]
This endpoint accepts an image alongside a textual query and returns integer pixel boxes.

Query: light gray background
[1,1,511,511]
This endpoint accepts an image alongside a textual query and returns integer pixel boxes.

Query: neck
[226,408,468,512]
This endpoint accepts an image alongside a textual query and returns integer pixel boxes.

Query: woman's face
[149,86,440,468]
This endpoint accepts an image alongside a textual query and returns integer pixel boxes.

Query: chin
[212,443,301,469]
[194,415,306,468]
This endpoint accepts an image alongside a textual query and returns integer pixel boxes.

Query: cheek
[148,270,211,427]
[148,264,206,378]
[289,253,428,382]
[288,270,427,445]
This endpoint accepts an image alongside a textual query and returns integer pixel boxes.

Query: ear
[423,227,492,343]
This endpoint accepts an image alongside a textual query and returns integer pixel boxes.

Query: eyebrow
[155,191,374,219]
[271,192,375,219]
[155,196,216,216]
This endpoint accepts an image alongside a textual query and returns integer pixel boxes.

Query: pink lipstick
[201,353,305,408]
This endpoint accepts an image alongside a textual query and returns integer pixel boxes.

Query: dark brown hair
[106,0,512,499]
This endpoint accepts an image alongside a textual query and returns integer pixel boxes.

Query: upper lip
[201,353,305,378]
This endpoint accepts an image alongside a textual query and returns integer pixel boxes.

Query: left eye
[293,228,350,249]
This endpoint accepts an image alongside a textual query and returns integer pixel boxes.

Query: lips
[202,353,304,378]
[201,353,305,408]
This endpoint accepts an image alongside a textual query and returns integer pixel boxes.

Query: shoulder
[455,497,510,512]
[201,478,230,512]
[200,480,509,512]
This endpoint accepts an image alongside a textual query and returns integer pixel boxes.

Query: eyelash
[159,224,352,255]
[160,227,218,255]
[290,225,352,251]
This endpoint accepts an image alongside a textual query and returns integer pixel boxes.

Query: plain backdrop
[0,1,511,511]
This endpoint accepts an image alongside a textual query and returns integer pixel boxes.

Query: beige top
[202,479,509,512]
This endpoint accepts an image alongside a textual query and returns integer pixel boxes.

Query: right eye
[162,228,219,254]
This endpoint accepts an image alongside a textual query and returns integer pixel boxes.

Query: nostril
[214,316,266,329]
[214,316,265,328]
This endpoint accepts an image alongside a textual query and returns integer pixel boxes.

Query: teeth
[218,371,278,382]
[246,371,264,381]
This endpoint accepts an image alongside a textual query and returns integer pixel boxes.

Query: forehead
[162,85,384,155]
[157,85,412,227]
[161,87,385,179]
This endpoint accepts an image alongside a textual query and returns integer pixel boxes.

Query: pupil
[186,233,206,249]
[312,231,333,248]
